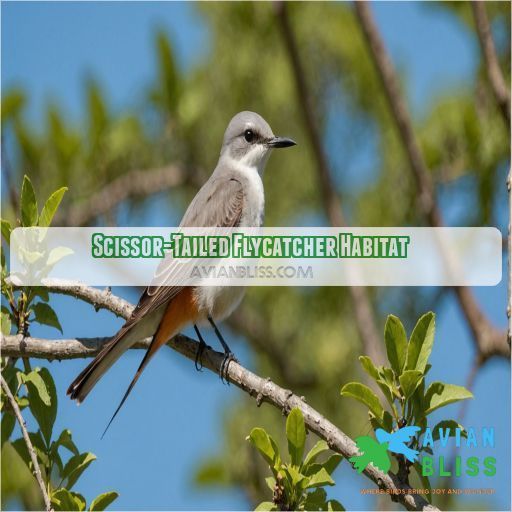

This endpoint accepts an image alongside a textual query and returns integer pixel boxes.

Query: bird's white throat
[227,144,272,176]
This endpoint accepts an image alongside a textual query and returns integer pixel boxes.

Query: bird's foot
[194,339,208,371]
[219,351,238,385]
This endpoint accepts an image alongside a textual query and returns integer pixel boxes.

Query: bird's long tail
[67,324,142,404]
[101,288,199,436]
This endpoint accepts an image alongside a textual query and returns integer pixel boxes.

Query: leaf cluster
[1,363,118,511]
[248,408,344,511]
[1,176,69,336]
[341,312,472,492]
[1,179,119,510]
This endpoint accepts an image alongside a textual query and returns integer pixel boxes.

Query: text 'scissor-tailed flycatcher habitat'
[1,2,510,512]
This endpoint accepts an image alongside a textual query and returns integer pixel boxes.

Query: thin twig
[472,1,511,127]
[56,165,192,226]
[1,374,53,511]
[275,0,386,366]
[354,0,509,364]
[1,283,438,511]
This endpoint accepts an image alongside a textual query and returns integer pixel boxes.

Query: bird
[375,426,421,462]
[349,436,391,473]
[67,111,296,434]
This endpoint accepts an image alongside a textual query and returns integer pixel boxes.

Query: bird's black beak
[266,136,297,148]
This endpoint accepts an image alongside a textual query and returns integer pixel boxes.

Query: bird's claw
[219,352,237,385]
[194,340,207,372]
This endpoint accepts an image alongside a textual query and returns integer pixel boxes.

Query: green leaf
[425,382,473,414]
[32,287,50,302]
[431,420,467,441]
[46,246,74,267]
[20,175,38,227]
[1,311,12,335]
[410,378,427,428]
[21,370,52,406]
[405,312,435,372]
[305,467,335,488]
[89,491,119,511]
[11,437,31,467]
[62,452,97,489]
[1,218,12,244]
[32,302,63,333]
[12,431,49,468]
[1,412,16,445]
[52,429,80,457]
[264,476,276,492]
[87,80,109,144]
[305,453,343,477]
[340,382,384,419]
[24,367,57,445]
[379,367,398,392]
[286,408,306,466]
[375,379,395,409]
[303,440,329,467]
[304,488,327,509]
[254,502,277,511]
[321,453,343,475]
[247,428,279,468]
[384,315,407,375]
[358,356,379,381]
[38,187,67,227]
[29,430,49,466]
[399,370,424,399]
[52,488,86,511]
[1,90,26,123]
[327,499,345,511]
[284,464,306,487]
[153,31,181,114]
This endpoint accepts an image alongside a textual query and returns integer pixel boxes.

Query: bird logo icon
[349,426,421,473]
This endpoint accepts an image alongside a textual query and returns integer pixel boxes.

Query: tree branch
[57,165,190,227]
[1,332,437,511]
[354,0,509,364]
[471,1,511,127]
[275,0,386,367]
[1,374,53,511]
[2,283,438,511]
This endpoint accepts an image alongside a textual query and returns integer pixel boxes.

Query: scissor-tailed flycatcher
[67,111,296,431]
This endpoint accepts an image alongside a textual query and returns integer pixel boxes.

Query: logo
[350,426,496,478]
[350,426,420,473]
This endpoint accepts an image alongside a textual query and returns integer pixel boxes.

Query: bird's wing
[180,174,245,227]
[130,175,245,321]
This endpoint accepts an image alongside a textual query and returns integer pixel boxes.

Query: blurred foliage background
[1,1,510,510]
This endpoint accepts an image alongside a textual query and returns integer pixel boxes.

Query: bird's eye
[244,129,254,143]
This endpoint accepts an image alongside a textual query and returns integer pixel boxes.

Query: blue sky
[2,2,510,511]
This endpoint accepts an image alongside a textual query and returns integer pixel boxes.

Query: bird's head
[220,111,296,174]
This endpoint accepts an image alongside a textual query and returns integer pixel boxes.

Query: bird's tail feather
[100,337,158,438]
[67,326,137,403]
